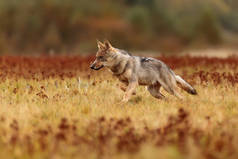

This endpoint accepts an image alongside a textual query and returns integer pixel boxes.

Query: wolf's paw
[115,97,129,105]
[119,86,136,95]
[121,98,129,103]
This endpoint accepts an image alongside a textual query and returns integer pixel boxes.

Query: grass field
[0,55,238,159]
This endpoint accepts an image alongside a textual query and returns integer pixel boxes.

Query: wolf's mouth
[91,65,104,70]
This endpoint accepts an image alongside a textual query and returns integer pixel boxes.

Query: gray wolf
[90,40,197,103]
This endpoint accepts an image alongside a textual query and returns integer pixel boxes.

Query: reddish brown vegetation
[0,56,94,80]
[0,109,237,158]
[1,55,238,86]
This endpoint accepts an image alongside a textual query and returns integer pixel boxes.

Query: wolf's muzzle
[90,64,104,70]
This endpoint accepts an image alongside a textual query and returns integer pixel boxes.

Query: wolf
[90,40,197,103]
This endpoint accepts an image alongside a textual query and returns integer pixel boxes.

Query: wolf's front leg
[120,83,136,95]
[121,80,138,103]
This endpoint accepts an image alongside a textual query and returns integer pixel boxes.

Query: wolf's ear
[104,40,113,49]
[97,40,105,50]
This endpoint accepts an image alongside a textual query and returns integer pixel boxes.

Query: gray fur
[90,40,197,102]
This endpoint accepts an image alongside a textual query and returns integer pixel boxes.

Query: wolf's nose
[90,65,94,69]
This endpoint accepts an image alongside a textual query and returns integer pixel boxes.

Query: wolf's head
[90,40,117,70]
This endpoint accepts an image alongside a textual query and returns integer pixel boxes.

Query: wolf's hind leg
[147,84,165,99]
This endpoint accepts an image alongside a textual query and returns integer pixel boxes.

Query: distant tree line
[0,0,237,54]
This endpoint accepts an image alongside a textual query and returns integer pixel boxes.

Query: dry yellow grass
[0,55,238,159]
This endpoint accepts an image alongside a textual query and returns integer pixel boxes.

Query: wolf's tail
[175,75,197,95]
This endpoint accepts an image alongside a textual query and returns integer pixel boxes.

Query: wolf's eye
[98,56,106,61]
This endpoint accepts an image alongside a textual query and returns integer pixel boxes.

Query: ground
[0,54,238,159]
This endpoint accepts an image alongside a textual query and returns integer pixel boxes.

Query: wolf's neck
[109,53,130,75]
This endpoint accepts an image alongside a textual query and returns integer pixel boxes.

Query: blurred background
[0,0,238,55]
